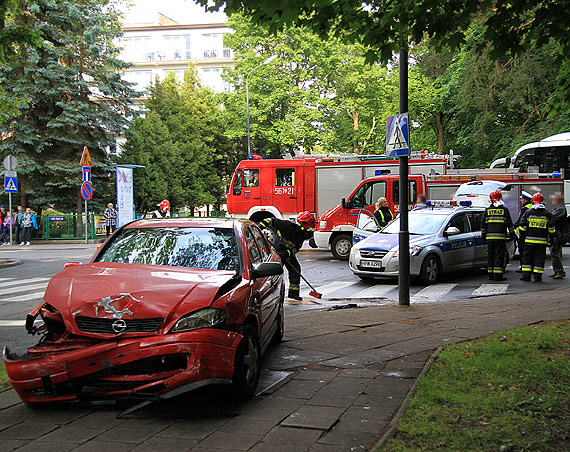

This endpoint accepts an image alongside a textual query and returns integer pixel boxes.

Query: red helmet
[532,192,544,204]
[297,211,316,228]
[159,200,170,210]
[489,190,502,202]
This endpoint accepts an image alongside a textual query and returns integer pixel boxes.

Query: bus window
[515,149,536,173]
[233,170,243,195]
[536,147,560,173]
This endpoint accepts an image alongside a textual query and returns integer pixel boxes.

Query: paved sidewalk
[0,287,568,452]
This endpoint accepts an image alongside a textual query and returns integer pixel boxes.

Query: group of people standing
[0,205,38,245]
[482,190,567,282]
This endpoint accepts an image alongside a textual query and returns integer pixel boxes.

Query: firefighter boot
[288,288,302,301]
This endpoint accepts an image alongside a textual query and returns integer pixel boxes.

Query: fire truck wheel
[331,234,352,260]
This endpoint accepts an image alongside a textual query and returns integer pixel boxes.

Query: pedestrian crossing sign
[386,113,410,157]
[4,176,17,193]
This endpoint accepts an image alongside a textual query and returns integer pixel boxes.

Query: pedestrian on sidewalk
[481,190,514,281]
[1,211,13,245]
[258,211,316,301]
[20,207,38,246]
[13,205,23,244]
[103,203,117,237]
[513,191,533,272]
[549,206,568,279]
[374,197,393,227]
[518,193,555,282]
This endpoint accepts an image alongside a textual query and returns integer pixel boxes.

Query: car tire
[419,254,441,285]
[331,234,352,260]
[232,325,261,398]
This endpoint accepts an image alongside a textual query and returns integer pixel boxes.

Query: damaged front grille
[76,316,163,334]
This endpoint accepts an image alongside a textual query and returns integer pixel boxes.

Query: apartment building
[119,12,233,94]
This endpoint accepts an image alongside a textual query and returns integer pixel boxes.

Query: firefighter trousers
[521,243,547,281]
[284,255,301,297]
[487,240,506,280]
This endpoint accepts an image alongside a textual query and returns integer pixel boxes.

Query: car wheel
[419,254,441,285]
[232,325,261,398]
[331,234,352,260]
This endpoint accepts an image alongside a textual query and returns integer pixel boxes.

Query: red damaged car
[4,218,285,406]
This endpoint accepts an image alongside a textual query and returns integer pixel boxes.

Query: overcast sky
[123,0,227,24]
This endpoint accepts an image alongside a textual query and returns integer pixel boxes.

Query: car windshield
[97,227,240,271]
[382,213,448,235]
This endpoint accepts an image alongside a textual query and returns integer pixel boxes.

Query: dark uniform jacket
[514,202,532,229]
[481,203,514,240]
[258,217,305,259]
[519,206,555,245]
[374,206,393,227]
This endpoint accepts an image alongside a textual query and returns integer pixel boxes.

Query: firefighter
[258,211,316,301]
[374,197,393,227]
[481,190,514,281]
[152,200,171,218]
[513,191,533,272]
[518,192,556,282]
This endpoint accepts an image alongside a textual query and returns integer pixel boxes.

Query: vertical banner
[116,166,134,227]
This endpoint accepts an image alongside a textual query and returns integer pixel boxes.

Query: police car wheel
[419,254,441,285]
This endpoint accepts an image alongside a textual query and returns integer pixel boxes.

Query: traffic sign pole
[8,193,12,246]
[85,200,88,244]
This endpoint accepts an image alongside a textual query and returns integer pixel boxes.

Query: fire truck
[314,168,566,259]
[226,152,453,222]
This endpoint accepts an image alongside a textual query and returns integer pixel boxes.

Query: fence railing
[29,211,228,241]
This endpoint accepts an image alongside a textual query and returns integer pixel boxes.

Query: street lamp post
[246,54,277,157]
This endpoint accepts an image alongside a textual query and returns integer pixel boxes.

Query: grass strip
[0,363,9,389]
[383,320,570,452]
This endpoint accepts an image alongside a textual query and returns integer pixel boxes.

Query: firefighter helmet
[489,190,502,202]
[159,200,170,210]
[532,192,544,204]
[297,211,316,229]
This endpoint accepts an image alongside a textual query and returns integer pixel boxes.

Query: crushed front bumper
[4,329,242,404]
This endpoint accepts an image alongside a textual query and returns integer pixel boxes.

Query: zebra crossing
[294,279,513,307]
[0,277,49,326]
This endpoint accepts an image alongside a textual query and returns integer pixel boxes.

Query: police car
[349,201,515,284]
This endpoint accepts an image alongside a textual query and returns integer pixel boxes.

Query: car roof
[410,206,484,216]
[124,218,242,229]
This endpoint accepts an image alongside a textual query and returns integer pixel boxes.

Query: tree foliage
[0,0,136,212]
[120,68,227,213]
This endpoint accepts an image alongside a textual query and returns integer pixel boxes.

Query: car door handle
[253,197,261,200]
[289,196,297,199]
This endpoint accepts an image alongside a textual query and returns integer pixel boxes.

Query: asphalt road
[1,243,569,353]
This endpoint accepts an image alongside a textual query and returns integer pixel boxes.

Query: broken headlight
[170,308,226,333]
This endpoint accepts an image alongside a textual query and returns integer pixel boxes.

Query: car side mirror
[64,262,82,269]
[341,197,347,209]
[252,262,283,279]
[445,226,461,236]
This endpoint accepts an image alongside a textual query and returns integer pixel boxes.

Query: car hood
[44,262,238,335]
[356,232,434,251]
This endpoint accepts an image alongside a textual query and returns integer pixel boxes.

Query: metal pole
[8,193,12,246]
[84,200,88,244]
[398,48,410,306]
[246,75,251,157]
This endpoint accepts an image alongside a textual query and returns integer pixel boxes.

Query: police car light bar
[426,200,472,207]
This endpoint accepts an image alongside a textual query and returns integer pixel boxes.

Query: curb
[0,259,23,268]
[371,345,445,451]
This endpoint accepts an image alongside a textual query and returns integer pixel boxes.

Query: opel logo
[111,319,127,334]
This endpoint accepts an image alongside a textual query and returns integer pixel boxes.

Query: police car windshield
[382,213,448,235]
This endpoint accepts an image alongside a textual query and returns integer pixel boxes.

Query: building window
[163,69,185,81]
[122,36,151,63]
[202,33,223,59]
[124,71,153,92]
[163,35,191,61]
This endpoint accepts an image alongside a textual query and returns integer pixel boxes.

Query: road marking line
[350,284,398,298]
[300,281,359,299]
[411,283,457,303]
[0,283,49,297]
[471,284,509,297]
[2,291,46,303]
[0,320,26,327]
[0,278,49,290]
